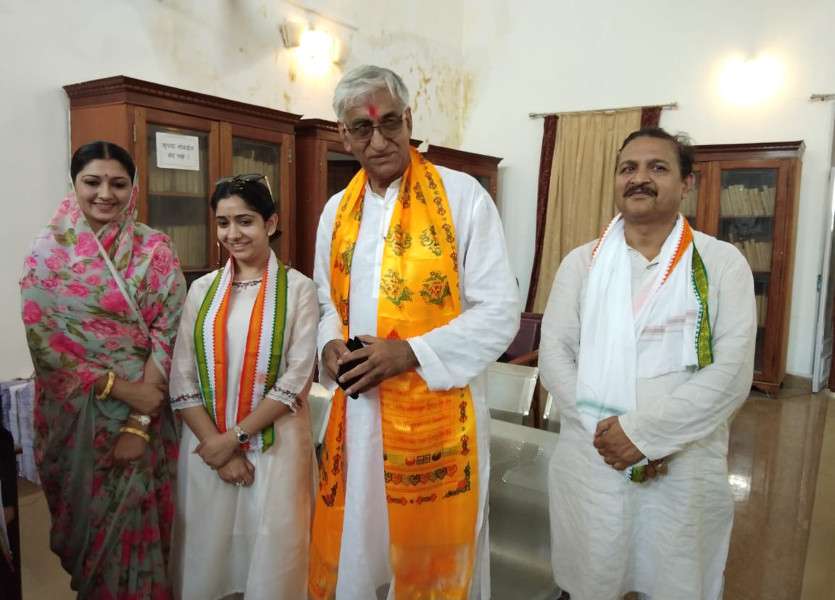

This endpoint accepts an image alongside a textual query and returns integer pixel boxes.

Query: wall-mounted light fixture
[718,53,784,106]
[281,21,343,76]
[280,21,305,48]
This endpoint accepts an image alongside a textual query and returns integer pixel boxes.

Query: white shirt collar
[364,176,403,203]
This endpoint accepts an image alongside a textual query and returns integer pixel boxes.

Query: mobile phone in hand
[337,336,366,399]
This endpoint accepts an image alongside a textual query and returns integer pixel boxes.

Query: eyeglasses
[215,173,274,197]
[344,116,405,142]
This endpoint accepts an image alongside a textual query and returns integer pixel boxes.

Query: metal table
[489,419,562,599]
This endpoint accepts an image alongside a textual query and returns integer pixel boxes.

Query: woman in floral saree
[20,141,186,599]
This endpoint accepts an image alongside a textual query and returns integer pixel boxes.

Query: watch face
[237,430,250,443]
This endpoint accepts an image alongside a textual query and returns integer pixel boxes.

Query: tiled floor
[15,389,835,599]
[17,478,71,598]
[725,385,835,600]
[800,392,835,600]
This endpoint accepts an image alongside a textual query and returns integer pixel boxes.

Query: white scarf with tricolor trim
[575,214,711,434]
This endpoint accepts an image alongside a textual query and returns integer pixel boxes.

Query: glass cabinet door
[232,137,281,208]
[220,123,293,266]
[682,170,700,225]
[230,136,285,263]
[716,167,778,371]
[146,124,211,270]
[326,150,361,198]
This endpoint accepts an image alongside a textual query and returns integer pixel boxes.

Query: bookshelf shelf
[720,215,774,220]
[690,141,804,394]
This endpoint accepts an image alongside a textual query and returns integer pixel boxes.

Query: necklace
[231,278,262,289]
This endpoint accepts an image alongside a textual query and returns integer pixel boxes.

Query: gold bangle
[119,426,150,443]
[96,371,115,401]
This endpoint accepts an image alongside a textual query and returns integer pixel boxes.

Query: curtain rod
[529,102,678,119]
[810,94,835,102]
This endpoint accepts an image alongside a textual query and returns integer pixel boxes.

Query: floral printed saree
[20,183,185,599]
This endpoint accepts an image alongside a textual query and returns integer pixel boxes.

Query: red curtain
[641,106,662,129]
[525,115,558,311]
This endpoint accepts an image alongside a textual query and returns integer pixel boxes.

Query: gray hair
[332,65,410,121]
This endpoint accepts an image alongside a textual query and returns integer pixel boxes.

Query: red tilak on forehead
[367,104,379,119]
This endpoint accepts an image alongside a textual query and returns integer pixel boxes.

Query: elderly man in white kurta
[540,128,756,600]
[308,65,519,600]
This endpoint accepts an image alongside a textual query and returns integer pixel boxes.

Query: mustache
[624,184,657,197]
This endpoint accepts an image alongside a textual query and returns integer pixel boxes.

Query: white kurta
[168,267,319,600]
[540,231,756,600]
[314,166,520,600]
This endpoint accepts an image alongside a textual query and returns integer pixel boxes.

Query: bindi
[367,104,379,120]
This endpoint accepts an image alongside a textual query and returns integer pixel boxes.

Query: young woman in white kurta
[168,177,318,600]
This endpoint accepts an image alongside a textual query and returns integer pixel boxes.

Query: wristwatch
[234,425,250,445]
[130,413,152,427]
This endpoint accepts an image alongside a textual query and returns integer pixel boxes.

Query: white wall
[3,0,834,379]
[0,0,467,379]
[459,0,835,376]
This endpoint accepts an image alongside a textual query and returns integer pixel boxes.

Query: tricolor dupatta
[194,251,288,451]
[576,214,713,435]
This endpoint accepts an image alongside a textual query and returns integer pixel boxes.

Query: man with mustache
[539,128,756,599]
[309,65,520,599]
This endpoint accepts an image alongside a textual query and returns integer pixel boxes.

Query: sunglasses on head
[215,173,273,195]
[215,172,265,184]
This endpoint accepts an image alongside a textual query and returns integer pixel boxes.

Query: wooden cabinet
[64,76,301,282]
[685,142,804,393]
[294,119,362,277]
[422,144,502,201]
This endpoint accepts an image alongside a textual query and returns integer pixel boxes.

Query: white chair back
[542,392,560,433]
[485,362,539,423]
